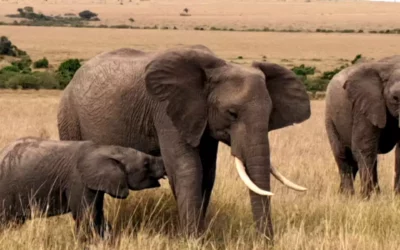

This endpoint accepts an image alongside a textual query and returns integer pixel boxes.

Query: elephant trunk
[232,132,306,238]
[242,137,274,238]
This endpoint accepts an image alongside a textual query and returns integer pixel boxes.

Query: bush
[11,55,32,71]
[0,36,27,57]
[23,6,34,13]
[33,57,49,68]
[6,74,40,90]
[32,71,60,89]
[79,10,98,20]
[56,59,81,89]
[291,64,315,80]
[321,65,347,80]
[304,78,329,92]
[0,70,18,88]
[0,65,20,73]
[351,54,362,64]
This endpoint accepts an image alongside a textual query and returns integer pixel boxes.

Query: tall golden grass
[0,90,398,249]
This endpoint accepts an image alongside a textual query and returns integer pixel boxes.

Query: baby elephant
[0,137,165,237]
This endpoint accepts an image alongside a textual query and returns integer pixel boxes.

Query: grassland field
[1,1,400,249]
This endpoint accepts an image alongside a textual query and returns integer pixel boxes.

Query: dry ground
[0,91,399,250]
[2,0,400,31]
[2,25,400,73]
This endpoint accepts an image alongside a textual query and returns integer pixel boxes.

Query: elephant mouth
[234,157,307,196]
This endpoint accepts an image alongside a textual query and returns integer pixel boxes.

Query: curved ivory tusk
[234,157,274,196]
[270,165,307,191]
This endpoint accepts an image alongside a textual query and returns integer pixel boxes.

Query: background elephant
[0,136,165,237]
[325,55,400,198]
[57,45,311,240]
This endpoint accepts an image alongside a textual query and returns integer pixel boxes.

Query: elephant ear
[145,48,226,147]
[252,61,311,131]
[343,63,389,128]
[78,149,129,199]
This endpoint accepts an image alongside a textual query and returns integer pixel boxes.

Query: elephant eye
[227,109,238,120]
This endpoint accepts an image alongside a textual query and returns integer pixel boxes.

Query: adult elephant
[325,55,400,198]
[57,45,310,240]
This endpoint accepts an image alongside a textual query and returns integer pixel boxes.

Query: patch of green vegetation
[289,54,364,93]
[56,59,82,89]
[291,64,316,81]
[33,57,49,69]
[0,36,27,57]
[0,38,82,90]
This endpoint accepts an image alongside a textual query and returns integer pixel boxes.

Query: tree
[23,6,34,13]
[78,10,98,20]
[129,18,135,24]
[183,8,189,13]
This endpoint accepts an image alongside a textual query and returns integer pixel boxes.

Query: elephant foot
[360,186,374,200]
[373,185,381,195]
[339,183,355,196]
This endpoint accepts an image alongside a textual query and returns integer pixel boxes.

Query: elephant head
[343,56,400,128]
[77,144,166,199]
[144,45,310,234]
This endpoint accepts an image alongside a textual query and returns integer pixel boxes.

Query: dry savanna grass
[2,0,400,248]
[0,91,399,250]
[2,0,400,31]
[3,25,400,73]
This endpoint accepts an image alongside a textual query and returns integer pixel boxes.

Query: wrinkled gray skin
[0,137,165,237]
[57,45,311,240]
[325,55,400,198]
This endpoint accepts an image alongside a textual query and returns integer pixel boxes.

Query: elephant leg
[372,159,380,194]
[157,131,204,237]
[88,192,111,239]
[68,189,109,239]
[351,116,380,199]
[325,119,357,195]
[394,144,400,194]
[337,148,358,195]
[199,134,218,220]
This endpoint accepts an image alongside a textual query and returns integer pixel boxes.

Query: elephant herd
[0,44,399,242]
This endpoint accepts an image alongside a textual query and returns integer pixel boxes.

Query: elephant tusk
[270,164,307,191]
[234,157,274,196]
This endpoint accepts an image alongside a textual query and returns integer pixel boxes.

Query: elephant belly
[378,117,400,154]
[79,107,161,156]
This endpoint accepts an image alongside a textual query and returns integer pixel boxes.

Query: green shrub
[57,59,81,74]
[56,58,81,89]
[304,78,329,92]
[0,71,18,88]
[351,54,362,64]
[11,55,32,70]
[0,65,20,73]
[32,71,60,89]
[321,65,347,80]
[79,10,98,20]
[291,64,315,80]
[6,74,40,90]
[33,57,49,68]
[0,36,27,57]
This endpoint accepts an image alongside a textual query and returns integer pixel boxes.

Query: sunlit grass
[0,90,398,249]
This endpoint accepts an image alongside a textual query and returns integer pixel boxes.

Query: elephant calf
[0,136,165,237]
